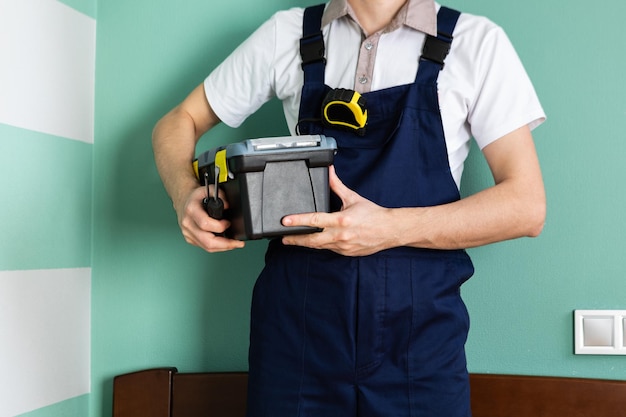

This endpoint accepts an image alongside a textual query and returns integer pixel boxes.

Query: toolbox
[195,135,337,240]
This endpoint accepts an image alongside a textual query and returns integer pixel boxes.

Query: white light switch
[582,317,613,346]
[575,310,626,355]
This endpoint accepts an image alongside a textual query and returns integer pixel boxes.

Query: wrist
[169,177,201,214]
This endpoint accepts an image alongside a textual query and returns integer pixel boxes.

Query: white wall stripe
[0,0,96,143]
[0,268,91,417]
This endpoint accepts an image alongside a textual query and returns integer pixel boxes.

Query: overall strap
[297,4,328,135]
[417,6,461,82]
[300,4,326,85]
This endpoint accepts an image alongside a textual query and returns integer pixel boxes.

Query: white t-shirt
[204,3,545,188]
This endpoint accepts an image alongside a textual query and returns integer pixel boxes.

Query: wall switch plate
[574,310,626,355]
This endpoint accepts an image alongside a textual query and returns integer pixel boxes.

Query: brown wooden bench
[113,368,626,416]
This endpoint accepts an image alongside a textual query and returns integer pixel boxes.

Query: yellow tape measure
[322,88,367,135]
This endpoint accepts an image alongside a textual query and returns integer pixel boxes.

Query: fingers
[281,210,330,229]
[281,167,394,256]
[281,165,346,233]
[282,165,356,230]
[178,187,244,252]
[191,231,245,253]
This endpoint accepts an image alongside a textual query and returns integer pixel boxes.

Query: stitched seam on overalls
[355,258,387,377]
[296,250,310,417]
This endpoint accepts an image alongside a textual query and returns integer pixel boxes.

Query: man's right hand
[175,186,245,253]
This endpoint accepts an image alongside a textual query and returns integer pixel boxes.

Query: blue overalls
[247,5,475,417]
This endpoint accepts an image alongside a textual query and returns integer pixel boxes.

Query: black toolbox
[195,135,337,240]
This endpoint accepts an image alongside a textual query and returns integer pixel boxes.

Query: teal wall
[92,1,626,416]
[16,395,90,417]
[57,0,97,19]
[1,125,92,271]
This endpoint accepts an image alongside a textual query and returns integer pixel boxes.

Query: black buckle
[300,32,326,68]
[421,31,453,67]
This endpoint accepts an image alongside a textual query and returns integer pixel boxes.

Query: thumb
[329,165,358,206]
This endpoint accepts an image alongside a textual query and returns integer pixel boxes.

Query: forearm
[152,84,220,212]
[151,86,244,252]
[391,176,546,250]
[152,107,202,212]
[282,125,546,256]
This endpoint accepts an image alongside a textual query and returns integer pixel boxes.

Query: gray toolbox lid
[196,135,337,182]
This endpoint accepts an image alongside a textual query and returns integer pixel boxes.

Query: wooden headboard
[113,368,626,417]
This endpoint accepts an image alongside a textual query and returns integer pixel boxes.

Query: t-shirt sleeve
[204,15,278,128]
[466,24,546,149]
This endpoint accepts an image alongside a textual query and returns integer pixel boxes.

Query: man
[152,0,546,415]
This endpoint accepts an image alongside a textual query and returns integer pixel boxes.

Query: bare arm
[152,84,245,252]
[396,125,545,249]
[282,125,545,256]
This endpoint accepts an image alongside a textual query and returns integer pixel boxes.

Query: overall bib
[247,5,475,417]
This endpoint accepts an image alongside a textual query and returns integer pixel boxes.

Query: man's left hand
[281,166,398,256]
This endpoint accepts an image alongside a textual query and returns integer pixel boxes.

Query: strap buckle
[299,32,326,69]
[421,31,453,67]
